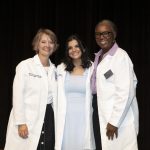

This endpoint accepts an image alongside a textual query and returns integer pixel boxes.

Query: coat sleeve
[13,61,28,125]
[109,52,136,127]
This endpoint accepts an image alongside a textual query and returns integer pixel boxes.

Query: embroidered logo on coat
[28,73,42,78]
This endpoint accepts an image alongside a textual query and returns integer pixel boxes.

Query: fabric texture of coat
[4,54,57,150]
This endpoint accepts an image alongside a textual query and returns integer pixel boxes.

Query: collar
[33,54,53,67]
[95,42,119,57]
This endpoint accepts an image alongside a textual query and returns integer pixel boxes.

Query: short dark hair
[63,34,92,72]
[95,19,118,38]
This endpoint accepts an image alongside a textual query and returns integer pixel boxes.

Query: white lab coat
[96,47,139,150]
[55,63,95,150]
[4,54,57,150]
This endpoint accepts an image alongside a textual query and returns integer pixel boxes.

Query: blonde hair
[32,28,58,52]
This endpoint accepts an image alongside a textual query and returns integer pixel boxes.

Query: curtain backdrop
[0,0,149,149]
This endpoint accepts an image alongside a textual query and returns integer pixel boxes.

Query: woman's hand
[18,124,29,139]
[106,123,118,140]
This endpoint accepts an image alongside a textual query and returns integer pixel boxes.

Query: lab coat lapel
[98,54,114,73]
[33,55,48,93]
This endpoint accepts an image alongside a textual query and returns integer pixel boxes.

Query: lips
[71,54,79,57]
[100,41,107,45]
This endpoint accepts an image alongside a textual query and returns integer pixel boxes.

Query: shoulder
[16,57,33,70]
[88,61,94,70]
[90,61,94,65]
[116,48,130,58]
[115,48,134,67]
[57,63,66,70]
[116,48,132,60]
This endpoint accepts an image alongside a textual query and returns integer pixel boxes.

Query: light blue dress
[62,70,88,150]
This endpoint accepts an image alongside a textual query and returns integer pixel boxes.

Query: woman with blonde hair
[4,28,58,150]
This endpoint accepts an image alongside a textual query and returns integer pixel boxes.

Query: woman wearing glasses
[91,19,139,150]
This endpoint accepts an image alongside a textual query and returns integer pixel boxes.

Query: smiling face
[95,22,116,53]
[67,39,82,61]
[38,33,55,57]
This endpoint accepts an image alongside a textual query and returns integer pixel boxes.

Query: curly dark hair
[63,34,92,72]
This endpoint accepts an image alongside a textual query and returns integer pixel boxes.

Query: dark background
[0,0,149,149]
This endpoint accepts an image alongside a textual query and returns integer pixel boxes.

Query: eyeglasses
[95,31,112,38]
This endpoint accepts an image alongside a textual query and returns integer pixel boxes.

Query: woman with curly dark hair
[55,35,95,150]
